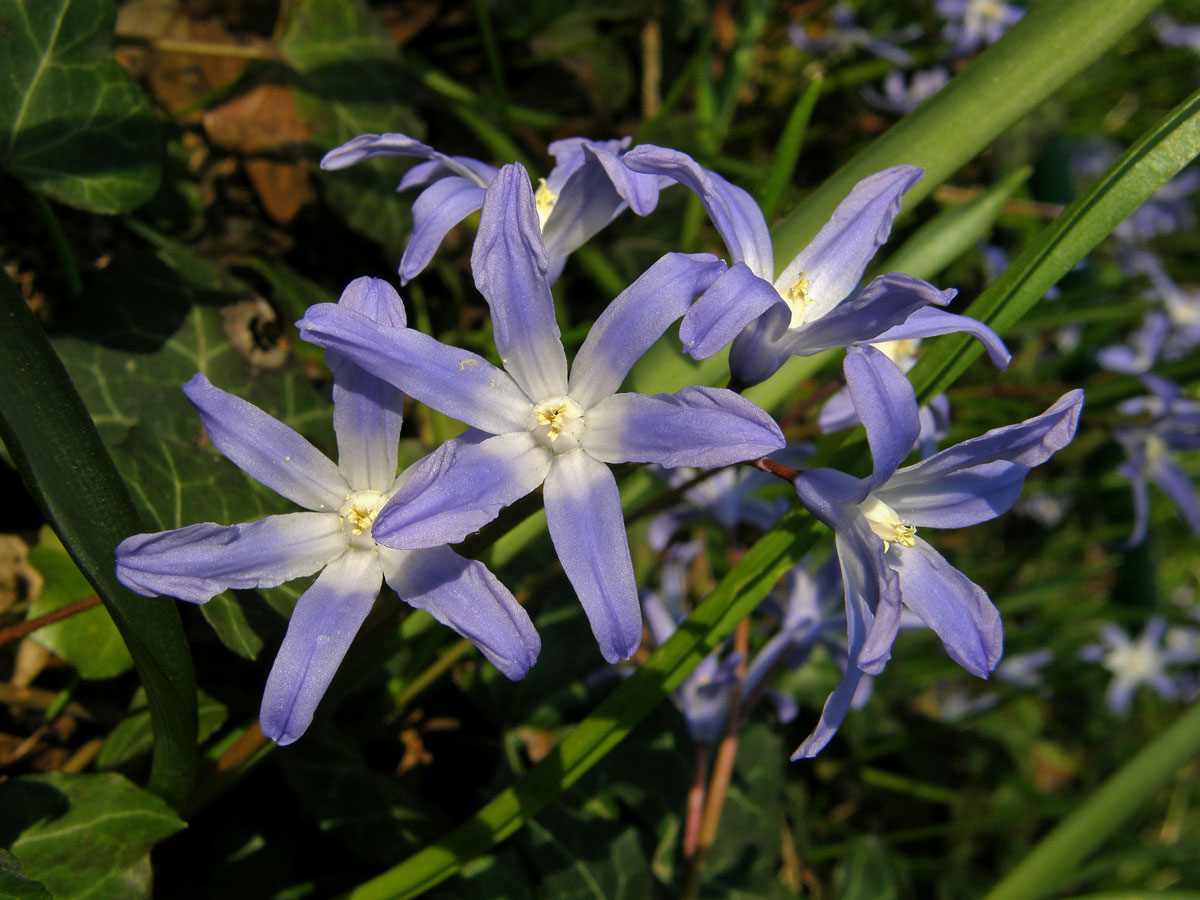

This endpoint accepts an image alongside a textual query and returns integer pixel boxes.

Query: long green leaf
[0,280,197,809]
[910,84,1200,404]
[771,0,1159,265]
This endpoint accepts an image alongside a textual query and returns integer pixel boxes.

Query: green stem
[30,192,82,299]
[982,702,1200,900]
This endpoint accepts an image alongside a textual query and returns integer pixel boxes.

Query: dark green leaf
[833,838,900,900]
[0,772,186,900]
[0,0,162,212]
[97,689,228,772]
[26,525,133,679]
[0,849,51,900]
[524,808,651,900]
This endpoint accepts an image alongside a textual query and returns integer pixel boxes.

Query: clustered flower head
[115,129,1089,755]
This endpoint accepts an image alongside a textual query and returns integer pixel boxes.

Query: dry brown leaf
[204,82,310,155]
[0,535,40,616]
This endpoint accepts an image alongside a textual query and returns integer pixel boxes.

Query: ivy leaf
[0,849,51,900]
[26,525,133,679]
[97,689,228,772]
[0,0,162,212]
[0,772,186,900]
[280,0,424,257]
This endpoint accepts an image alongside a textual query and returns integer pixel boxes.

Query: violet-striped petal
[399,176,487,284]
[329,277,406,493]
[883,390,1084,494]
[373,433,551,549]
[869,305,1011,369]
[116,513,346,604]
[843,345,920,491]
[774,166,922,319]
[320,132,491,187]
[381,545,540,679]
[471,164,568,399]
[544,450,641,663]
[259,549,380,745]
[781,273,954,356]
[584,386,784,468]
[298,303,532,434]
[623,144,774,279]
[890,539,1003,678]
[679,262,786,360]
[568,252,727,407]
[183,374,347,512]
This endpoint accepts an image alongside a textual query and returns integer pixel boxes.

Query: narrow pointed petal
[1118,461,1151,548]
[678,263,786,360]
[320,132,492,187]
[116,513,346,603]
[398,156,499,192]
[775,166,923,317]
[623,144,774,279]
[471,164,568,399]
[875,459,1029,527]
[567,252,727,407]
[259,549,381,745]
[298,303,532,434]
[1149,456,1200,533]
[883,390,1084,495]
[781,273,954,356]
[381,545,539,679]
[728,302,795,387]
[399,176,487,284]
[329,278,406,493]
[585,387,784,468]
[892,539,1003,677]
[546,138,661,217]
[544,450,641,663]
[869,306,1011,369]
[373,433,551,549]
[816,387,857,433]
[843,345,919,492]
[183,374,347,512]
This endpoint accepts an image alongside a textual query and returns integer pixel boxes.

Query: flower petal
[843,344,919,492]
[546,137,662,216]
[727,302,795,387]
[623,144,774,279]
[1149,455,1200,533]
[399,176,487,284]
[183,374,347,512]
[567,252,727,407]
[678,262,786,360]
[259,549,381,745]
[875,459,1029,527]
[891,539,1003,678]
[471,164,569,399]
[329,278,407,493]
[381,545,539,679]
[373,433,551,549]
[298,303,532,434]
[544,450,641,663]
[869,305,1011,369]
[775,166,923,318]
[116,513,346,603]
[585,386,784,468]
[320,132,492,187]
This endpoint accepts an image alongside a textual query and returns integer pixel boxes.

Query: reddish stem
[0,595,102,647]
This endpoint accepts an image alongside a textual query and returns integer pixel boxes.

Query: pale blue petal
[584,387,784,468]
[399,176,487,284]
[875,459,1029,528]
[260,549,381,745]
[1149,455,1200,533]
[843,345,919,491]
[775,166,922,316]
[373,433,551,549]
[678,263,785,360]
[298,303,532,434]
[183,374,348,512]
[817,386,857,433]
[891,539,1003,677]
[544,450,641,663]
[320,132,492,187]
[869,306,1011,369]
[329,278,406,493]
[116,513,345,603]
[623,144,774,279]
[381,545,540,679]
[397,156,498,192]
[727,302,794,386]
[471,164,569,399]
[567,252,727,407]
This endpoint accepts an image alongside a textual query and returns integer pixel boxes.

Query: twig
[113,33,278,60]
[0,595,102,647]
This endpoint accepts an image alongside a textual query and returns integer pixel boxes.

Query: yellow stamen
[535,178,557,228]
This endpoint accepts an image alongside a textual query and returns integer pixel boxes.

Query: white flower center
[535,178,557,229]
[528,395,585,452]
[781,272,815,328]
[1107,642,1163,681]
[1144,434,1169,465]
[338,490,387,550]
[875,338,921,370]
[858,495,917,550]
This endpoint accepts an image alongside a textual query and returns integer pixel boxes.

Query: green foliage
[0,850,51,900]
[0,0,162,212]
[26,525,133,679]
[0,772,185,900]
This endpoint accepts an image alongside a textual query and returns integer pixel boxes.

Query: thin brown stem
[747,456,800,482]
[113,33,278,60]
[0,595,102,647]
[682,743,711,859]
